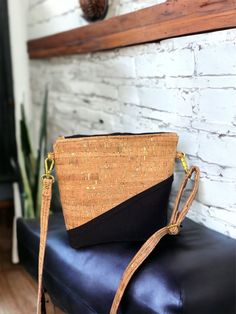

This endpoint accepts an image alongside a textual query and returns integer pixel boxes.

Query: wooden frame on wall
[28,0,236,59]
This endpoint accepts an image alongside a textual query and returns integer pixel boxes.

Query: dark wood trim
[28,0,236,59]
[0,200,13,210]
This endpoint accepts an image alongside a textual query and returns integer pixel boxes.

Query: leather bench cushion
[17,214,236,314]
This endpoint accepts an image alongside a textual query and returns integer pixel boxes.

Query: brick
[136,49,195,77]
[28,8,85,40]
[192,121,236,136]
[209,207,236,225]
[68,81,118,100]
[175,130,199,156]
[51,91,121,114]
[197,89,236,124]
[199,178,236,208]
[139,87,193,116]
[164,75,236,89]
[165,29,236,50]
[118,0,166,15]
[195,42,236,75]
[53,99,121,133]
[188,201,236,238]
[97,57,136,78]
[198,133,236,168]
[192,88,236,134]
[118,86,140,105]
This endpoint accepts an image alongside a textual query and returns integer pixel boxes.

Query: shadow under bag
[37,132,200,314]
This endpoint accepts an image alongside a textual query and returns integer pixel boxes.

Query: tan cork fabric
[37,178,53,314]
[53,133,178,230]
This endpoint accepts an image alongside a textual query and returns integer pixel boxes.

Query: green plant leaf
[19,89,48,218]
[34,88,48,216]
[20,104,35,193]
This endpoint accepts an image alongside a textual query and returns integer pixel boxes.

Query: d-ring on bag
[37,132,200,314]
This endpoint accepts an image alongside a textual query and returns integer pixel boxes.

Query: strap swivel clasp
[176,152,189,174]
[41,152,55,182]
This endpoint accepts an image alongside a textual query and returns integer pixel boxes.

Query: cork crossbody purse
[37,132,200,314]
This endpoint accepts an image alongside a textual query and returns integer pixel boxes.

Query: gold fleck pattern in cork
[53,133,178,230]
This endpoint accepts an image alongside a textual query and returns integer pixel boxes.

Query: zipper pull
[42,152,55,182]
[176,151,189,174]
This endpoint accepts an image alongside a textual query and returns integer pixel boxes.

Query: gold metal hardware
[57,136,65,141]
[177,152,189,174]
[41,152,55,182]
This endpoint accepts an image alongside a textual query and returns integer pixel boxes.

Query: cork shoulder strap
[37,177,53,314]
[36,155,200,314]
[110,166,200,314]
[37,156,54,314]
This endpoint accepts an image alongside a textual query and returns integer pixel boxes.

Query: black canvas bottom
[68,175,173,249]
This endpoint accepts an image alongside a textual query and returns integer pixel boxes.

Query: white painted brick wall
[136,49,195,77]
[28,0,236,238]
[196,43,236,75]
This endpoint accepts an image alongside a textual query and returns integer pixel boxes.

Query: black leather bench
[17,213,235,314]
